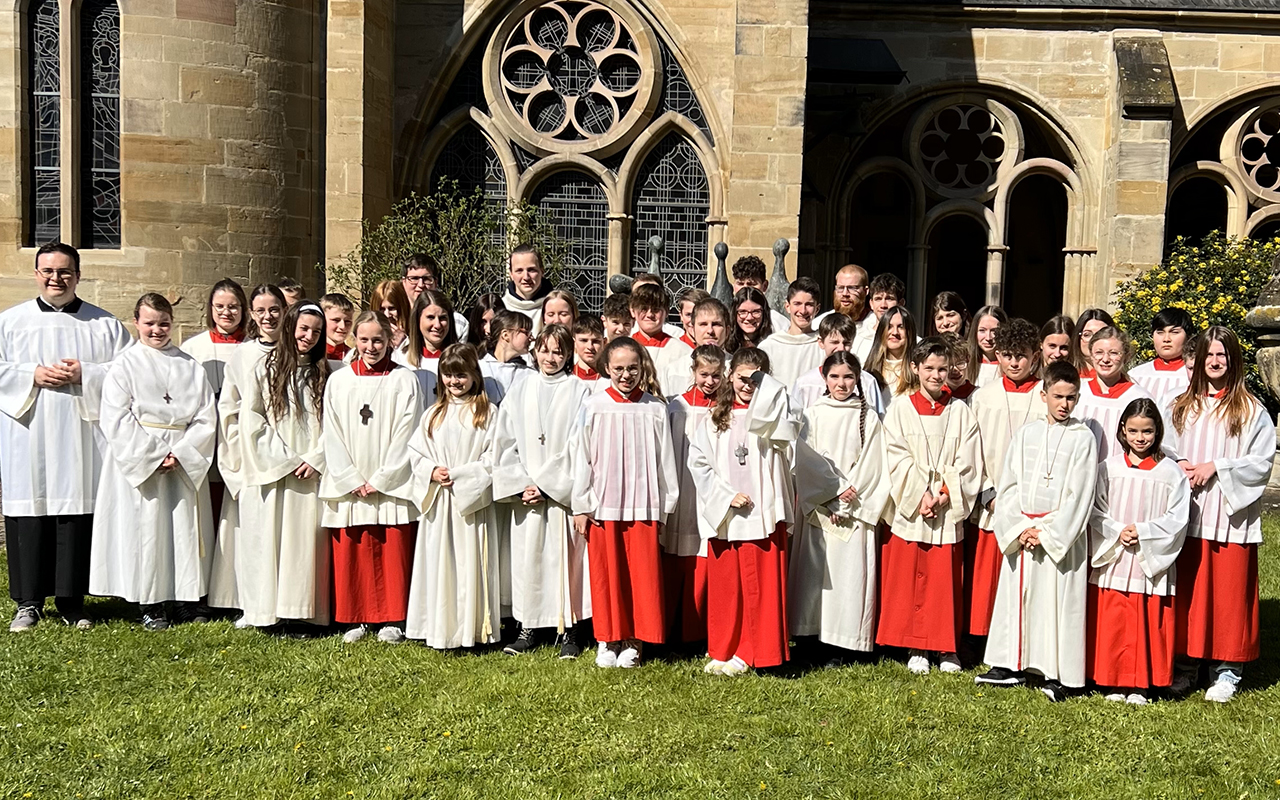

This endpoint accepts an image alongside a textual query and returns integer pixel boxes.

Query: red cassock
[1175,538,1260,663]
[662,552,707,643]
[1087,585,1176,688]
[875,529,963,652]
[589,520,666,644]
[963,522,1003,636]
[706,525,789,668]
[330,523,417,624]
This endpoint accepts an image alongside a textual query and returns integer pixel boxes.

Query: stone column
[1243,251,1280,486]
[985,245,1008,307]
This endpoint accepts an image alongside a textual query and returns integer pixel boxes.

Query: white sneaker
[1125,693,1149,706]
[938,653,962,673]
[342,624,368,644]
[906,650,931,675]
[720,656,751,677]
[595,641,618,668]
[703,659,727,674]
[1103,693,1126,703]
[377,625,405,644]
[234,615,253,630]
[616,641,643,668]
[1205,679,1237,703]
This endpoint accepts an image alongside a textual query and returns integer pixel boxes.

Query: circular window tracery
[908,96,1023,200]
[1240,108,1280,200]
[485,0,659,157]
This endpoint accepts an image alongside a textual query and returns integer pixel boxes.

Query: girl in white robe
[664,345,725,645]
[1165,326,1276,703]
[688,348,798,676]
[480,309,532,403]
[1087,398,1190,703]
[864,305,918,402]
[90,294,216,630]
[208,284,286,620]
[405,289,460,405]
[789,352,890,657]
[967,305,1006,389]
[236,303,331,630]
[406,344,501,650]
[1076,326,1157,462]
[319,311,424,644]
[789,313,885,416]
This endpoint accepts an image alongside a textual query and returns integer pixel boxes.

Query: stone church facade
[0,0,1276,334]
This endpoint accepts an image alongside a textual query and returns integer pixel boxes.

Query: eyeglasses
[404,275,430,284]
[834,285,868,294]
[37,268,76,281]
[737,309,763,319]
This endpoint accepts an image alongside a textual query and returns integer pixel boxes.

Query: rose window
[917,104,1008,191]
[487,0,658,156]
[1241,108,1280,197]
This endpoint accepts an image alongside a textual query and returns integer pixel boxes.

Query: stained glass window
[27,0,60,245]
[531,171,609,313]
[80,0,121,249]
[631,133,710,301]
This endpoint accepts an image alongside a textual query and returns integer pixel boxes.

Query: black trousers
[5,514,93,610]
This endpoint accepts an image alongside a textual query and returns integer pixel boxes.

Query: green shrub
[1112,231,1279,404]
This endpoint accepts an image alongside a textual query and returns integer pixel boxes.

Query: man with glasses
[0,242,131,631]
[401,253,469,341]
[815,264,876,362]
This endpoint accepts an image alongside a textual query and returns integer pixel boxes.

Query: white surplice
[1163,397,1276,544]
[758,331,824,390]
[480,354,530,405]
[1130,359,1191,411]
[976,360,1001,388]
[881,394,983,545]
[790,366,886,417]
[90,344,216,604]
[570,390,680,522]
[985,417,1098,687]
[970,379,1046,531]
[502,291,546,335]
[236,357,331,626]
[180,330,241,397]
[811,310,877,364]
[318,365,423,525]
[645,336,693,399]
[1076,379,1156,462]
[405,400,500,648]
[492,371,593,630]
[0,298,132,516]
[666,392,716,556]
[207,340,273,610]
[1089,456,1190,596]
[788,395,891,651]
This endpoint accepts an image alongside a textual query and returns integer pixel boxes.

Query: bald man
[814,265,876,363]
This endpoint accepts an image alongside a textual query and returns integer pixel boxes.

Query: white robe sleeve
[1088,467,1125,568]
[490,404,533,503]
[406,418,443,513]
[884,405,930,523]
[688,420,739,535]
[793,437,845,517]
[1136,471,1190,582]
[747,373,800,446]
[170,378,218,489]
[655,403,680,518]
[74,324,132,423]
[319,383,365,500]
[568,404,596,516]
[992,429,1029,555]
[843,416,892,527]
[99,368,171,488]
[0,330,37,418]
[217,369,248,498]
[448,424,496,518]
[242,373,304,486]
[1213,405,1276,516]
[1030,434,1098,564]
[939,408,984,525]
[365,380,424,503]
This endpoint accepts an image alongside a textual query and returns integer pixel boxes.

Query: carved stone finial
[1244,250,1280,406]
[647,235,663,277]
[765,238,791,313]
[608,273,634,295]
[710,241,732,304]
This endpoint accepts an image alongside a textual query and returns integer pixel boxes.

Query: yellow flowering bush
[1114,232,1280,403]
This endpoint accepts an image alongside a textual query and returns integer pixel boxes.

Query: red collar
[210,329,245,344]
[633,331,671,348]
[326,341,349,360]
[351,356,394,376]
[1079,367,1096,380]
[1089,377,1133,399]
[949,382,976,400]
[909,389,950,416]
[732,400,750,410]
[1154,357,1185,372]
[606,386,644,403]
[1207,387,1227,400]
[574,364,599,381]
[679,333,696,349]
[682,389,716,408]
[982,355,998,365]
[421,347,442,360]
[1125,453,1158,470]
[1002,375,1039,393]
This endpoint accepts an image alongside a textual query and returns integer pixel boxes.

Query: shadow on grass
[1244,598,1280,692]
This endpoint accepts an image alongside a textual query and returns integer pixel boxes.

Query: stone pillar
[607,212,630,280]
[985,245,1008,307]
[907,244,929,320]
[1243,251,1280,486]
[325,0,396,287]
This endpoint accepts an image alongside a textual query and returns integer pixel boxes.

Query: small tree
[1113,231,1280,404]
[323,180,570,314]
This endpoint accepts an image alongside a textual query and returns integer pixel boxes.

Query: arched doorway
[849,171,913,287]
[1165,176,1227,249]
[1004,174,1066,324]
[926,215,987,318]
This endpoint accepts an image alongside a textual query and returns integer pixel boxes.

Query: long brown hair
[712,347,770,434]
[1038,314,1078,372]
[866,305,918,396]
[266,303,331,425]
[726,287,773,352]
[370,280,411,331]
[426,343,491,436]
[406,289,459,367]
[1171,326,1255,438]
[206,278,249,336]
[966,304,1007,382]
[598,336,663,399]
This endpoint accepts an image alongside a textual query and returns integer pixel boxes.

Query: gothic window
[431,125,509,291]
[27,0,60,246]
[631,133,709,298]
[531,171,609,312]
[80,0,121,249]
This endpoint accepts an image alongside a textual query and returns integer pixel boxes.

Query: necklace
[1040,421,1070,487]
[912,396,952,490]
[730,407,751,466]
[1003,382,1035,442]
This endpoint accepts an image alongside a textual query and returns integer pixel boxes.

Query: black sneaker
[974,666,1025,686]
[503,626,537,655]
[172,602,211,624]
[1040,680,1069,703]
[558,626,582,660]
[141,605,170,632]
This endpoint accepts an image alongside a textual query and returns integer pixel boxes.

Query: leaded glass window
[27,0,60,245]
[80,0,121,249]
[631,133,710,300]
[531,171,609,313]
[432,125,509,293]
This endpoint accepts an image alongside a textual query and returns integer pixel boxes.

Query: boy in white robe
[758,277,824,389]
[501,246,553,335]
[571,316,608,393]
[321,293,355,370]
[0,243,132,631]
[977,360,1098,701]
[1130,307,1194,410]
[790,313,885,415]
[90,294,217,630]
[493,326,593,657]
[630,283,690,397]
[660,298,730,396]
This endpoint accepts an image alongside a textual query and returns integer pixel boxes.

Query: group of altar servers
[1,242,1272,705]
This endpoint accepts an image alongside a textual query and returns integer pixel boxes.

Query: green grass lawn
[2,525,1280,800]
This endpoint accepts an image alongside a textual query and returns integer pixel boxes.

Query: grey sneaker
[62,613,92,631]
[9,606,39,633]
